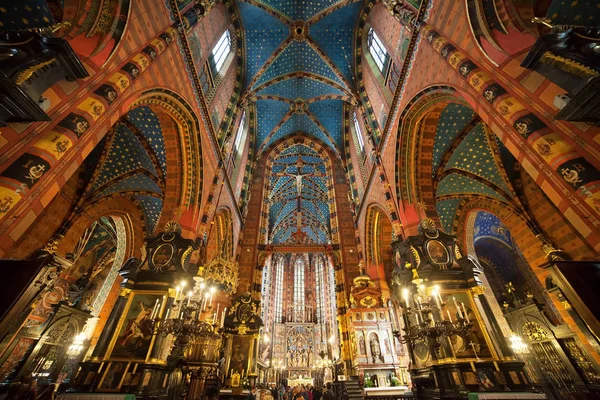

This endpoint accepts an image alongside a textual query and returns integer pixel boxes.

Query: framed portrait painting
[109,293,161,360]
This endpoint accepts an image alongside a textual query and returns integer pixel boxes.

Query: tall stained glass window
[294,258,305,322]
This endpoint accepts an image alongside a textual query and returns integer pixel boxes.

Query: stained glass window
[294,258,305,322]
[274,257,284,323]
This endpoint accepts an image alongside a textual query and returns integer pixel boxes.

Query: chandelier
[201,256,239,295]
[393,283,473,355]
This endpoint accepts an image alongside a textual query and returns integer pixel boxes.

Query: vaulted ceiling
[238,0,361,155]
[268,144,331,244]
[82,106,166,233]
[432,102,518,233]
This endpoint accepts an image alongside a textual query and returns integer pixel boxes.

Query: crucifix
[468,341,481,361]
[272,154,325,242]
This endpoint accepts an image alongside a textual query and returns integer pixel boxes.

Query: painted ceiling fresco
[83,106,166,233]
[268,144,331,244]
[238,0,361,154]
[433,103,516,233]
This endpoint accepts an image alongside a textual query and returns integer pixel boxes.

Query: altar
[288,377,314,387]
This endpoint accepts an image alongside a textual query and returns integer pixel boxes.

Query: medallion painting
[110,294,161,360]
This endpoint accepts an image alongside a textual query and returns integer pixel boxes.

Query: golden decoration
[16,59,56,85]
[454,244,462,260]
[164,221,182,234]
[41,235,63,254]
[203,255,239,295]
[181,245,194,266]
[471,286,486,296]
[540,51,599,79]
[410,245,421,266]
[360,296,377,308]
[522,321,549,342]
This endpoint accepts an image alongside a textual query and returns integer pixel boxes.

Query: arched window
[274,257,284,323]
[367,28,390,74]
[315,255,325,323]
[211,30,232,75]
[294,258,305,322]
[233,111,246,160]
[200,29,234,96]
[353,111,365,156]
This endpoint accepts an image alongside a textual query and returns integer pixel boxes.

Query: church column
[90,287,130,361]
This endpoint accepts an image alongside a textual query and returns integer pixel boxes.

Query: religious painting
[150,243,175,270]
[426,240,449,265]
[0,337,34,381]
[110,293,160,360]
[99,362,129,390]
[444,292,492,360]
[462,371,478,385]
[394,249,402,269]
[509,370,520,384]
[477,368,501,391]
[229,335,252,376]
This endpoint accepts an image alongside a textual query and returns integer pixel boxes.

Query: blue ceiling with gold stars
[434,102,516,233]
[268,144,331,244]
[84,106,166,234]
[238,0,361,154]
[473,211,513,247]
[473,211,528,295]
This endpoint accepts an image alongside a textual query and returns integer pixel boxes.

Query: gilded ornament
[41,235,63,255]
[409,246,421,266]
[471,286,486,296]
[454,244,462,260]
[164,221,182,234]
[522,321,548,341]
[203,255,239,295]
[15,59,56,85]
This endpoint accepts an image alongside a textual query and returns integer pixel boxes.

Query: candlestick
[215,303,220,322]
[402,288,410,307]
[203,293,210,311]
[453,297,464,319]
[462,302,470,323]
[175,286,181,302]
[220,307,227,328]
[151,299,159,319]
[446,309,453,323]
[433,291,441,309]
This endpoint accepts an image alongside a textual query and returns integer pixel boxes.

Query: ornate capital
[379,0,417,26]
[536,234,569,262]
[41,234,63,255]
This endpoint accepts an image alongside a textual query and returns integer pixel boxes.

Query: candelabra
[148,279,223,368]
[394,282,473,359]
